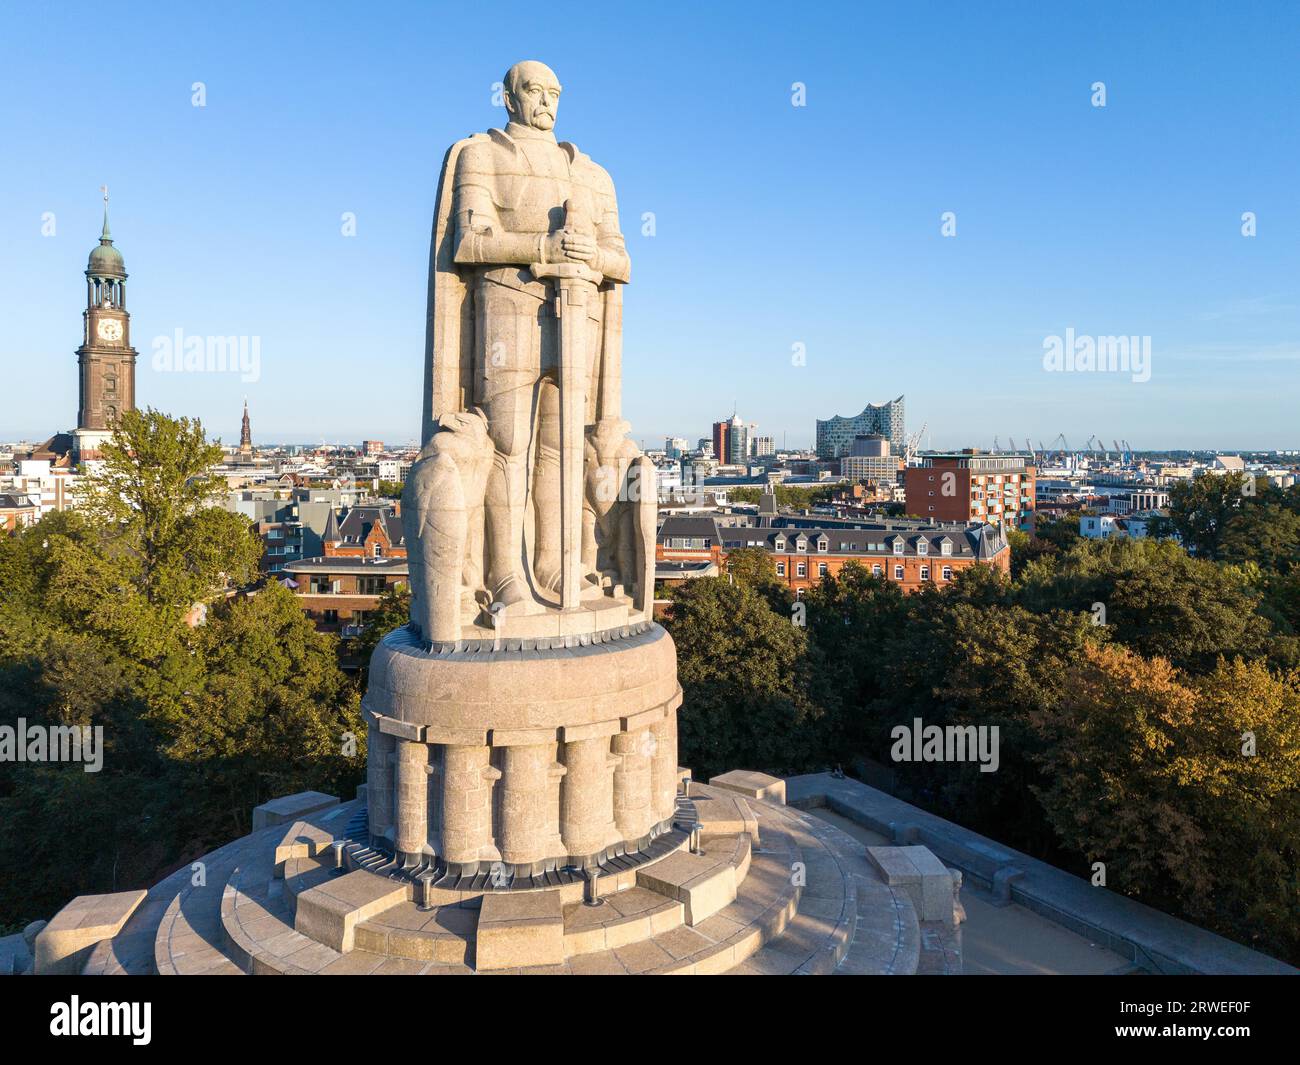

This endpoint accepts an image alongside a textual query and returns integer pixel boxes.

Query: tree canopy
[0,410,363,932]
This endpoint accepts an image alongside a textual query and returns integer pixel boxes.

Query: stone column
[394,739,428,867]
[649,709,678,824]
[612,727,654,843]
[498,743,551,868]
[441,744,495,868]
[560,735,618,861]
[367,721,394,844]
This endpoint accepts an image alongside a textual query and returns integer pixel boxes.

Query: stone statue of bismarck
[405,60,657,645]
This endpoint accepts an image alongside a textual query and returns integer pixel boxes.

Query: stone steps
[99,786,926,976]
[562,886,684,956]
[155,888,245,976]
[84,817,297,976]
[768,806,922,975]
[730,806,861,974]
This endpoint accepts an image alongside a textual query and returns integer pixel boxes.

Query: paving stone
[476,889,565,970]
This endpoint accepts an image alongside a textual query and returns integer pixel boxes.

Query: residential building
[280,556,408,637]
[841,434,902,484]
[905,451,1036,530]
[0,494,40,532]
[656,513,1010,594]
[0,459,78,518]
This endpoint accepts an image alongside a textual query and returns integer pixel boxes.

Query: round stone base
[362,622,682,881]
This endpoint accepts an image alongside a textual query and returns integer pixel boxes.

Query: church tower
[239,398,253,457]
[74,188,137,462]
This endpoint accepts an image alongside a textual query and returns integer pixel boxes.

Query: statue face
[505,62,561,132]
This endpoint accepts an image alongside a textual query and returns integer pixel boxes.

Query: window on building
[917,540,928,555]
[796,561,807,578]
[774,538,786,551]
[817,537,828,552]
[893,565,904,580]
[776,562,786,577]
[942,566,953,581]
[920,566,930,581]
[940,540,953,556]
[817,562,828,577]
[872,564,882,577]
[892,540,903,555]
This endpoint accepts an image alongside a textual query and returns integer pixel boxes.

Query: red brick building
[904,451,1035,531]
[322,504,406,559]
[282,504,408,636]
[0,493,40,532]
[281,556,408,637]
[657,514,1010,595]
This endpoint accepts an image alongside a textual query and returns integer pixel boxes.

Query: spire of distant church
[239,398,252,453]
[100,185,112,243]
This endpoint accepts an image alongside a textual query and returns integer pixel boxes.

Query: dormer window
[940,539,953,556]
[816,537,829,553]
[917,539,928,556]
[892,539,904,556]
[774,537,786,551]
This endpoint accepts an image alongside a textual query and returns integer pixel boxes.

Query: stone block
[635,838,747,926]
[708,770,786,805]
[692,794,760,844]
[476,890,564,971]
[251,790,339,831]
[273,819,335,877]
[866,845,955,922]
[34,890,146,975]
[293,869,408,952]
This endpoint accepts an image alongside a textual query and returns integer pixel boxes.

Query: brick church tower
[74,189,137,462]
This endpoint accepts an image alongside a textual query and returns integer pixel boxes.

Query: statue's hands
[543,231,598,264]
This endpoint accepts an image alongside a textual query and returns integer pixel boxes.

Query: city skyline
[2,2,1298,450]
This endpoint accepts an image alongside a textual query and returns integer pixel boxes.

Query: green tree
[1220,502,1300,574]
[664,577,834,779]
[163,583,365,837]
[0,410,363,929]
[1030,645,1300,960]
[352,584,412,683]
[1016,538,1272,672]
[1165,472,1249,559]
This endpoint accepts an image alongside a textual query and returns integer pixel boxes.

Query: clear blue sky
[2,1,1297,450]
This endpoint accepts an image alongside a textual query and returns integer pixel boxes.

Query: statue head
[503,60,562,132]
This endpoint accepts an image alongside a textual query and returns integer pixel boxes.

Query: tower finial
[99,185,112,242]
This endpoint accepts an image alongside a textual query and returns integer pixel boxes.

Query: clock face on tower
[97,318,123,342]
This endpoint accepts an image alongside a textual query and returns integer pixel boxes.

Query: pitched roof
[336,505,404,547]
